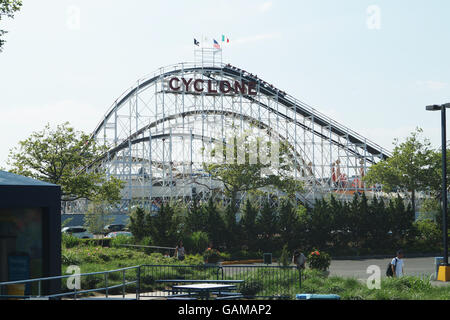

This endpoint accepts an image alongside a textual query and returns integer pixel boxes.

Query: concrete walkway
[328,256,449,286]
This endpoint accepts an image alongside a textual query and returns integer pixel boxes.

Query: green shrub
[188,231,209,254]
[278,244,291,266]
[203,248,222,263]
[239,280,264,296]
[111,235,135,248]
[79,238,112,247]
[62,233,80,248]
[307,250,331,271]
[61,250,80,265]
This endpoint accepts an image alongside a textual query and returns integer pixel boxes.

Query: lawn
[60,245,450,299]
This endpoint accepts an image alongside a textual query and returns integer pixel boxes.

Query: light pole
[426,103,449,281]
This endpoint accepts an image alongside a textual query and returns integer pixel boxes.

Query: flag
[221,35,230,43]
[194,38,200,46]
[213,39,220,49]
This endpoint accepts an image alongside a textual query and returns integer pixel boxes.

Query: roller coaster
[78,49,391,213]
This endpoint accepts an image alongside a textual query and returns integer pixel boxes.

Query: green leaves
[364,128,438,212]
[7,122,124,203]
[202,129,304,203]
[0,0,23,51]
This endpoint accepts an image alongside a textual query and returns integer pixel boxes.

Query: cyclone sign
[168,77,258,96]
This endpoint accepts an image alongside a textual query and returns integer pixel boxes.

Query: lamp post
[426,103,449,280]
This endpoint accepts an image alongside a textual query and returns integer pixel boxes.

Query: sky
[0,0,449,167]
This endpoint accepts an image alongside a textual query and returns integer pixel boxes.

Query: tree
[0,0,22,51]
[240,199,259,250]
[427,148,450,199]
[84,200,114,236]
[185,198,207,234]
[202,129,303,212]
[364,128,435,214]
[148,203,179,247]
[204,197,227,247]
[256,200,279,250]
[308,198,333,250]
[128,207,149,242]
[7,122,124,206]
[278,199,299,250]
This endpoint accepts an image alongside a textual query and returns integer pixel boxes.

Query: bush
[203,248,222,263]
[278,244,291,266]
[307,250,331,271]
[239,280,263,297]
[229,250,263,261]
[111,235,135,248]
[79,238,112,247]
[62,233,80,248]
[61,250,80,265]
[186,231,209,254]
[412,220,441,252]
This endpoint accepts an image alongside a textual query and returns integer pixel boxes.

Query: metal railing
[0,264,302,300]
[139,264,301,299]
[0,265,140,300]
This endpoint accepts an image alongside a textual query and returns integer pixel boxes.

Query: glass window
[0,208,43,293]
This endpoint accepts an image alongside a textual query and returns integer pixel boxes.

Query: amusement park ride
[71,47,391,213]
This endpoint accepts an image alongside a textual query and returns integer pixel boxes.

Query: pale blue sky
[0,0,449,166]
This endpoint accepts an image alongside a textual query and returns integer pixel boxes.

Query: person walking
[175,240,186,261]
[390,250,405,278]
[292,249,307,270]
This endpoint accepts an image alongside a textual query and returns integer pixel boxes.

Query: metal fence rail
[0,264,302,300]
[0,266,141,300]
[139,264,301,299]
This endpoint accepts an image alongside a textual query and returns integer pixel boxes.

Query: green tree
[278,199,299,250]
[84,200,114,236]
[185,198,207,234]
[203,129,303,212]
[7,122,124,206]
[364,128,435,214]
[148,203,179,247]
[204,198,227,248]
[328,195,350,251]
[427,148,450,198]
[128,207,149,242]
[240,199,259,250]
[223,202,240,249]
[388,195,415,246]
[256,200,279,250]
[0,0,22,51]
[308,198,333,250]
[368,197,391,250]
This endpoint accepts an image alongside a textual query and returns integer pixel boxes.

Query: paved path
[328,257,449,286]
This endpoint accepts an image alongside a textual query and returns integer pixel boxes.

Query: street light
[426,103,450,282]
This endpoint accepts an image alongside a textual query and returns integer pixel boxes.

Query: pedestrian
[292,249,307,270]
[388,250,404,278]
[175,240,186,261]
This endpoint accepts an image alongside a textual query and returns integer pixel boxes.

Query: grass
[299,270,450,300]
[60,245,450,300]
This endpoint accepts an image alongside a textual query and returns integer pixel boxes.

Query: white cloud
[259,1,273,13]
